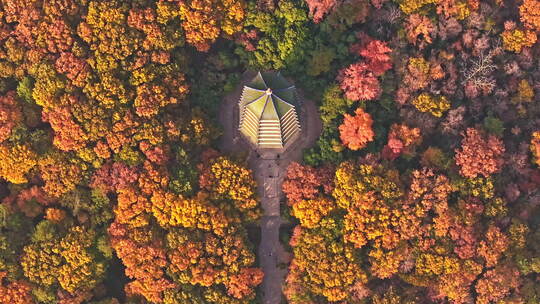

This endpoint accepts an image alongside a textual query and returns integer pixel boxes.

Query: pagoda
[238,71,301,149]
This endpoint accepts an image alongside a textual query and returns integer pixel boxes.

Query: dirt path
[219,72,322,304]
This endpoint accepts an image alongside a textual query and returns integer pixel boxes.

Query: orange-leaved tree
[405,14,435,49]
[454,128,505,178]
[476,225,509,267]
[338,107,375,150]
[0,272,34,304]
[501,21,537,53]
[166,226,262,299]
[382,123,422,160]
[531,131,540,166]
[282,162,334,206]
[42,106,88,152]
[0,91,22,143]
[474,263,521,304]
[108,222,174,303]
[38,153,84,197]
[520,0,540,32]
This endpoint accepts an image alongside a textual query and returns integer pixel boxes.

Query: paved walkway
[218,71,322,304]
[253,157,287,304]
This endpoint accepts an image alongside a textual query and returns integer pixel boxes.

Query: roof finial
[265,88,272,95]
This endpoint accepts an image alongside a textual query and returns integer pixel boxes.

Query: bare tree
[460,47,499,97]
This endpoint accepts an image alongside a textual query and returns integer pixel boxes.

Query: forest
[1,0,540,303]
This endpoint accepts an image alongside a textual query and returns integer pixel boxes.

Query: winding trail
[219,71,322,304]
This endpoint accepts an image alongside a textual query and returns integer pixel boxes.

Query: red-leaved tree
[306,0,337,23]
[358,40,393,76]
[338,39,392,101]
[337,63,381,101]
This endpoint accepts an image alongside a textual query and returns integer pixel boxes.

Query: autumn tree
[21,223,108,302]
[36,18,75,54]
[531,131,540,166]
[166,226,262,299]
[337,38,392,101]
[227,268,264,299]
[38,153,84,197]
[398,0,439,14]
[0,272,34,304]
[331,161,412,279]
[57,226,107,293]
[358,40,393,76]
[338,62,381,101]
[108,223,174,303]
[475,263,521,304]
[90,161,140,193]
[383,124,422,160]
[286,225,368,302]
[134,83,178,118]
[343,191,401,250]
[292,196,336,228]
[127,5,183,52]
[0,144,37,184]
[396,57,444,104]
[114,187,152,228]
[455,128,505,178]
[77,0,141,63]
[42,106,88,152]
[476,225,508,267]
[196,155,261,223]
[405,14,435,49]
[405,167,452,219]
[282,162,333,205]
[520,0,540,32]
[338,107,375,150]
[179,0,246,51]
[150,190,228,234]
[0,91,22,143]
[306,0,337,23]
[2,185,53,218]
[412,93,451,117]
[501,21,537,53]
[334,162,403,251]
[436,260,483,303]
[55,52,90,88]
